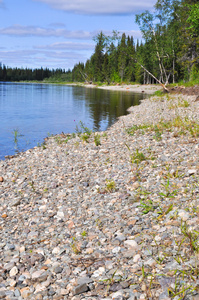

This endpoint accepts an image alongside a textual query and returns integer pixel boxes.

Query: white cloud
[35,41,94,50]
[33,0,156,14]
[0,49,88,69]
[0,25,142,41]
[0,25,94,39]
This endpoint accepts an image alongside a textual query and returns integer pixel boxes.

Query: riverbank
[0,91,199,299]
[68,83,163,95]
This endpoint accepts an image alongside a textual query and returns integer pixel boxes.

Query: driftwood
[135,59,169,92]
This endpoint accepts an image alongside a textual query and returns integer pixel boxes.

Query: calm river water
[0,82,144,160]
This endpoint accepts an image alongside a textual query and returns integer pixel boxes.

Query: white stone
[188,169,197,175]
[112,290,123,299]
[155,235,161,242]
[178,210,189,221]
[133,254,141,263]
[92,267,105,278]
[144,258,156,267]
[39,205,47,212]
[35,283,46,293]
[31,270,45,280]
[52,247,60,254]
[9,266,18,277]
[124,240,138,249]
[57,211,64,218]
[112,246,121,254]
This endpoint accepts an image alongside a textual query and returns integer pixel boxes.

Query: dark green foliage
[71,0,198,85]
[0,64,72,82]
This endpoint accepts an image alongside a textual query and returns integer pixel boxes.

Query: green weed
[139,199,156,214]
[105,179,116,192]
[94,133,101,146]
[70,237,81,254]
[153,90,164,97]
[180,221,199,254]
[81,230,87,237]
[126,124,149,136]
[153,125,162,141]
[37,142,46,149]
[159,179,178,199]
[75,121,92,136]
[131,148,147,165]
[12,128,23,149]
[55,136,70,145]
[29,181,35,192]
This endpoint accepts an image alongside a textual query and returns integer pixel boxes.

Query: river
[0,82,144,160]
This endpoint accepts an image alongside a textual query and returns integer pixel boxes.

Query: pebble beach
[0,88,199,300]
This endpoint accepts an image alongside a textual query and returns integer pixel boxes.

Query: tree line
[72,0,199,85]
[0,64,72,82]
[0,0,198,85]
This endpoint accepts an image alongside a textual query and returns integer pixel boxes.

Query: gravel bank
[70,83,162,94]
[0,92,199,300]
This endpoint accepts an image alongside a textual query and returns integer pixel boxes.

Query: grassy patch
[126,116,199,138]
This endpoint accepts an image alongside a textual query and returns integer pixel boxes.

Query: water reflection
[72,87,142,131]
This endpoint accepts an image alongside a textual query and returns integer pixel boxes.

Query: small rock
[31,270,48,282]
[111,290,123,299]
[188,169,197,176]
[178,210,189,221]
[0,291,6,298]
[12,199,21,206]
[20,287,32,299]
[112,246,121,254]
[73,283,88,295]
[124,240,138,249]
[0,176,4,182]
[54,266,63,274]
[109,283,123,292]
[1,213,7,218]
[10,266,18,277]
[133,254,141,263]
[77,276,93,285]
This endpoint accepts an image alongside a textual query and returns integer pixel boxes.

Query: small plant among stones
[178,99,190,107]
[180,221,199,254]
[94,133,101,146]
[75,121,92,143]
[81,132,90,142]
[81,230,87,237]
[156,203,173,220]
[131,148,147,165]
[97,179,117,194]
[105,179,116,192]
[138,198,156,214]
[168,273,197,299]
[153,125,162,141]
[37,142,46,149]
[70,237,81,254]
[159,179,178,199]
[75,121,92,136]
[54,134,71,145]
[29,181,35,192]
[126,124,149,136]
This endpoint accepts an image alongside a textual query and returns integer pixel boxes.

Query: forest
[0,0,198,86]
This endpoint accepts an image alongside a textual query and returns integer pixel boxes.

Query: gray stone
[53,266,63,274]
[73,283,89,295]
[0,290,6,298]
[77,276,93,285]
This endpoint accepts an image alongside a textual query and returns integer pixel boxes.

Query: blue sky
[0,0,156,70]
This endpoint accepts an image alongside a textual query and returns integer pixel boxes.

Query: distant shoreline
[67,82,163,94]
